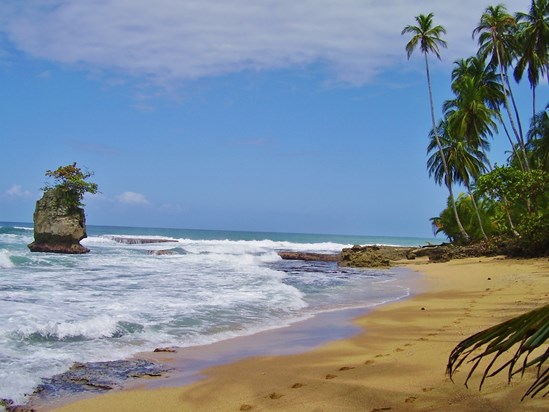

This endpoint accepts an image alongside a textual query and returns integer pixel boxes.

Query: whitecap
[0,249,14,268]
[16,315,128,341]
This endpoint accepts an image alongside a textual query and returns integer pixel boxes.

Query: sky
[0,0,544,238]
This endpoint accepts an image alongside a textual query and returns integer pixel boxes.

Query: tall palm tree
[427,120,489,241]
[474,5,530,171]
[450,56,524,169]
[444,75,498,155]
[514,0,549,118]
[451,56,504,113]
[402,13,470,242]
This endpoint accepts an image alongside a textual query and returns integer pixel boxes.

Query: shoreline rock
[28,188,89,254]
[339,245,414,268]
[278,251,340,262]
[109,236,175,245]
[4,360,169,411]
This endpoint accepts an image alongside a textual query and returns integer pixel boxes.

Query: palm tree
[514,0,549,118]
[473,5,530,171]
[451,56,504,112]
[427,120,489,241]
[402,13,470,242]
[431,194,498,241]
[445,76,498,154]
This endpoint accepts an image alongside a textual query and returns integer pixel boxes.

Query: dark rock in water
[109,236,175,245]
[28,188,89,254]
[278,251,340,262]
[29,359,168,403]
[0,398,35,412]
[338,245,414,268]
[153,347,177,353]
[148,249,177,255]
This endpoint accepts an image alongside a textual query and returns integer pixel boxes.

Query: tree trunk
[466,185,488,241]
[424,53,470,242]
[481,147,519,236]
[494,40,530,171]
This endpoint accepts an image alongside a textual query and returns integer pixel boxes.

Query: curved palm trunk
[500,119,525,170]
[532,85,537,121]
[504,200,520,237]
[505,74,525,142]
[494,40,530,171]
[425,54,470,242]
[466,185,488,241]
[482,147,519,236]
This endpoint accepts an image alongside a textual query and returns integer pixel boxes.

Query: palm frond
[447,303,549,399]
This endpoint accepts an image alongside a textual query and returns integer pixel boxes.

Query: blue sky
[0,0,543,237]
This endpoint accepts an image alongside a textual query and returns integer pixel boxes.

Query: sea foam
[0,250,14,268]
[0,223,417,405]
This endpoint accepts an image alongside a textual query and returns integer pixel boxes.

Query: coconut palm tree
[402,13,470,242]
[431,194,498,241]
[427,120,489,241]
[445,75,498,154]
[450,56,525,171]
[474,5,530,171]
[451,56,504,112]
[514,0,549,118]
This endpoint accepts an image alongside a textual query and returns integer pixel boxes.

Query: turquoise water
[0,222,438,404]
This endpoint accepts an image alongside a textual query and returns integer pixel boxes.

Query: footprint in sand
[325,374,337,379]
[371,408,392,412]
[291,383,304,389]
[268,392,284,399]
[339,366,355,371]
[240,404,253,411]
[405,396,417,403]
[422,387,434,392]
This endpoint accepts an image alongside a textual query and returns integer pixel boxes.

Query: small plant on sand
[42,163,99,209]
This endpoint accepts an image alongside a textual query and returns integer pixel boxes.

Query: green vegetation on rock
[43,163,99,210]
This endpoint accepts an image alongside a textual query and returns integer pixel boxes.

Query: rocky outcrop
[338,245,415,268]
[28,188,89,254]
[148,249,178,255]
[278,251,340,262]
[109,237,175,245]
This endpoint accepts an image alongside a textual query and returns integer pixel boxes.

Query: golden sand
[49,257,549,411]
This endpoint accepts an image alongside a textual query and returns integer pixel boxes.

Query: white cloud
[5,184,32,198]
[116,191,149,205]
[0,0,528,85]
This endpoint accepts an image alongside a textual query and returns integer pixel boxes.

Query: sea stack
[28,188,90,254]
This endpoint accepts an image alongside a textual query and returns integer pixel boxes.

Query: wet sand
[49,257,549,411]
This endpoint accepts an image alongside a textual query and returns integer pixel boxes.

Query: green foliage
[43,163,99,210]
[476,166,549,254]
[401,12,447,60]
[431,193,499,244]
[447,303,549,399]
[527,104,549,171]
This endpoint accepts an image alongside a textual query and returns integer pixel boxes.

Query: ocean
[0,222,437,405]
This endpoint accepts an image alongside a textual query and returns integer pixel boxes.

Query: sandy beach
[48,256,549,411]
